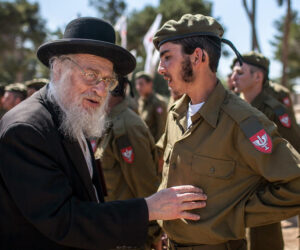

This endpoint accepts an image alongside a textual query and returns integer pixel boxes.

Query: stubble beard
[47,69,108,141]
[181,55,194,83]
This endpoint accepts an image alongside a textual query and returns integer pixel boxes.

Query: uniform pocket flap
[192,155,235,179]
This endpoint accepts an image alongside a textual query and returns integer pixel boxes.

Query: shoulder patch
[274,105,291,128]
[282,97,291,107]
[156,106,163,114]
[240,116,272,154]
[116,135,134,164]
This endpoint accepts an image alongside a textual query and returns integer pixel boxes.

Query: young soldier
[1,83,27,112]
[154,14,300,250]
[231,51,300,250]
[135,71,167,142]
[25,78,49,97]
[94,76,162,249]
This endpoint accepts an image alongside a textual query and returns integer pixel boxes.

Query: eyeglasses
[62,56,118,91]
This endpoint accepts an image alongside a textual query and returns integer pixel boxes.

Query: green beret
[153,14,224,50]
[5,83,27,95]
[25,78,49,90]
[232,51,270,72]
[135,71,153,81]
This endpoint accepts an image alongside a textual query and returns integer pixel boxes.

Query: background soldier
[135,71,167,142]
[1,82,27,112]
[154,13,300,250]
[231,51,300,250]
[94,76,162,249]
[25,78,49,97]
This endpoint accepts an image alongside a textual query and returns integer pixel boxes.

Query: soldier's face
[135,78,152,97]
[1,92,20,111]
[231,63,256,93]
[158,42,191,95]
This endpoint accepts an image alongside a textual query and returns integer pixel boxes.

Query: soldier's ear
[191,48,205,66]
[255,71,264,83]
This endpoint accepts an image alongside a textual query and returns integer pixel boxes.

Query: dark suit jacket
[0,86,148,250]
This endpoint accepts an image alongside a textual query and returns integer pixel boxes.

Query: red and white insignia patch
[282,97,291,107]
[156,106,163,114]
[121,146,134,164]
[279,113,291,128]
[249,129,272,154]
[90,139,97,153]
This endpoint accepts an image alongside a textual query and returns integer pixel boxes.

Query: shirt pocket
[191,155,235,179]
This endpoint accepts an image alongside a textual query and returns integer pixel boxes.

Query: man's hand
[145,185,207,221]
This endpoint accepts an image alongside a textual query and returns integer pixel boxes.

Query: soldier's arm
[114,124,160,198]
[154,101,167,142]
[235,117,300,227]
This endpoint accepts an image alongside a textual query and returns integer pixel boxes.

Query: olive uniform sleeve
[235,116,300,227]
[264,95,300,152]
[153,100,167,142]
[113,116,162,245]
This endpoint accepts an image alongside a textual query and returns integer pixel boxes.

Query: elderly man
[0,17,207,250]
[154,14,300,250]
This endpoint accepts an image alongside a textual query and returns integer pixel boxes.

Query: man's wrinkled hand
[145,185,207,221]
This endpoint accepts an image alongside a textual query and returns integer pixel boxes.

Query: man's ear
[191,48,205,66]
[255,71,264,83]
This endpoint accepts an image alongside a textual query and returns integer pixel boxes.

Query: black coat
[0,86,148,250]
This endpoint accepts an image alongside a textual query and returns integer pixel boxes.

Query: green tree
[271,11,300,88]
[89,0,126,24]
[0,0,47,84]
[127,0,213,95]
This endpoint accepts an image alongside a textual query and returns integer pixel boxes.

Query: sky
[27,0,300,81]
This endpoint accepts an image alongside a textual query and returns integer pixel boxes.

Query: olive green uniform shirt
[250,90,300,152]
[94,99,161,248]
[264,81,295,117]
[157,81,300,245]
[138,93,167,142]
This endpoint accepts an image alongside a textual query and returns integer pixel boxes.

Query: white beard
[47,71,108,140]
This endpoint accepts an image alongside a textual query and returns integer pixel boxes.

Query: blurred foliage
[89,0,126,24]
[271,11,300,88]
[0,0,48,84]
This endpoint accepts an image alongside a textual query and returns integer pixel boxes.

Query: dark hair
[110,76,130,97]
[249,65,268,85]
[10,91,27,101]
[136,74,152,83]
[172,36,221,73]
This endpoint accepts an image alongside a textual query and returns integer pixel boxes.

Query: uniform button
[210,167,215,174]
[171,163,176,169]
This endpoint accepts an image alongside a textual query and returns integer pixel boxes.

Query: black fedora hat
[37,17,136,75]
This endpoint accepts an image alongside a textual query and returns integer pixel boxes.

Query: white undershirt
[77,132,99,202]
[187,101,205,128]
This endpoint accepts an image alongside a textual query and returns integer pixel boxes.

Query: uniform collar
[250,90,267,109]
[171,80,226,128]
[140,92,154,104]
[107,98,128,118]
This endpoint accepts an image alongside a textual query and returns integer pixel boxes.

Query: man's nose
[91,82,108,97]
[158,61,166,75]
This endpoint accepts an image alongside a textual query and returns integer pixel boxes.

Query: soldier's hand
[145,185,207,221]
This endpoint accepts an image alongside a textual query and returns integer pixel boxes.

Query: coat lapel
[62,138,99,202]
